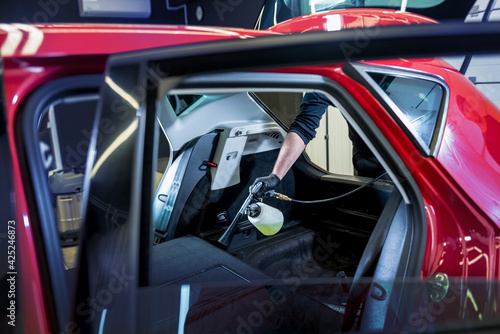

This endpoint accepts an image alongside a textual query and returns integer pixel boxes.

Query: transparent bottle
[247,202,283,236]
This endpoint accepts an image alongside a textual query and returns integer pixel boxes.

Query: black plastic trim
[108,21,500,72]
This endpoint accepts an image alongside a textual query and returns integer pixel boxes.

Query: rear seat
[143,236,339,334]
[150,236,269,286]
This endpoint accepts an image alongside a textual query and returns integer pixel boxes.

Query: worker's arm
[251,131,306,197]
[271,131,306,180]
[270,93,329,180]
[252,93,329,197]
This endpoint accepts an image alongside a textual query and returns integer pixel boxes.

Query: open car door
[74,22,500,334]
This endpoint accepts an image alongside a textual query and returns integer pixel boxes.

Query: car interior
[31,72,417,332]
[142,89,404,331]
[151,91,390,267]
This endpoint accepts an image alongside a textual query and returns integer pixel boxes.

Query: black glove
[251,173,281,199]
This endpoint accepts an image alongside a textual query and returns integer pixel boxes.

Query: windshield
[299,0,444,14]
[256,0,474,29]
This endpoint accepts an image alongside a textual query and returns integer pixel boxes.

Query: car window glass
[84,61,409,332]
[153,91,288,244]
[368,72,444,148]
[300,0,445,14]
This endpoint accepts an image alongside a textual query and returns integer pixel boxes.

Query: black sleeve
[289,92,330,144]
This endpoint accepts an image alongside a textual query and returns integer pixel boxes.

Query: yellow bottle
[247,203,283,236]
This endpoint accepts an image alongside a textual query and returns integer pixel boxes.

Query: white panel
[468,54,500,66]
[79,0,151,18]
[211,136,247,190]
[440,56,465,71]
[159,93,275,151]
[328,107,354,175]
[475,84,500,109]
[489,9,500,20]
[465,12,485,22]
[465,0,488,22]
[211,122,285,190]
[466,55,500,82]
[305,113,328,171]
[470,0,490,13]
[242,132,284,156]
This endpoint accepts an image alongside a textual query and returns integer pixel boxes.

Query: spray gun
[218,182,263,247]
[218,182,284,247]
[218,173,388,247]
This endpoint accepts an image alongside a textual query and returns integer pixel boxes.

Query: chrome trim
[350,63,450,158]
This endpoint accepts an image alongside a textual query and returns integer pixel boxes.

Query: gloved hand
[250,173,281,199]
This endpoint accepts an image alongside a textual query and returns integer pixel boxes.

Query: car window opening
[151,87,401,271]
[144,82,414,332]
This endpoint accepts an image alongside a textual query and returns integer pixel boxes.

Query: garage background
[0,0,483,28]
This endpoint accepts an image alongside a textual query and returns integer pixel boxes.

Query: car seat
[152,131,220,244]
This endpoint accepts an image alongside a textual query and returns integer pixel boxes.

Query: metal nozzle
[272,192,292,202]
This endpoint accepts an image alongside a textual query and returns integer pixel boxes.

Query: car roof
[267,8,437,34]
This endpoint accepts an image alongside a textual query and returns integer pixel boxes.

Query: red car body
[1,9,499,333]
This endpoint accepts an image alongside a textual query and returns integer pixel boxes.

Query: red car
[1,9,500,334]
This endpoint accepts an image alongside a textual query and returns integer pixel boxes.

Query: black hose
[273,172,388,204]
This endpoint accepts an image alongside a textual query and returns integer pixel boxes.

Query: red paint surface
[267,8,437,34]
